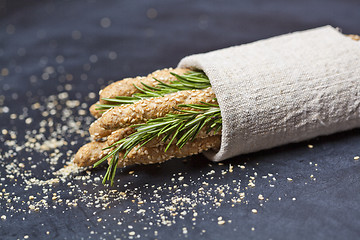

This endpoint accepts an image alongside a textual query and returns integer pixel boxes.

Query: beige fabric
[178,26,360,162]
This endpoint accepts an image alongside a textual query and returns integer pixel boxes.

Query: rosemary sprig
[94,102,222,185]
[95,71,211,111]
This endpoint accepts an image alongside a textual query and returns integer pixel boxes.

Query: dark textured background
[0,0,360,239]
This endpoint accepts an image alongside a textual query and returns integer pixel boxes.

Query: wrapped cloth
[178,26,360,162]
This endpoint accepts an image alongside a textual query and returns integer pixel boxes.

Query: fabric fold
[178,25,360,162]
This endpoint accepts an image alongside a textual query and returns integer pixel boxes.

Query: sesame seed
[218,220,226,225]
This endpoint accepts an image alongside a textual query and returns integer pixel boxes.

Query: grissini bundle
[74,26,360,185]
[75,70,222,184]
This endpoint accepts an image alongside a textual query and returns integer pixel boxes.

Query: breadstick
[105,127,136,146]
[76,126,221,167]
[89,118,113,140]
[99,68,189,104]
[74,141,107,167]
[74,127,134,167]
[143,127,221,149]
[99,88,216,131]
[89,101,102,119]
[114,135,221,167]
[88,88,216,138]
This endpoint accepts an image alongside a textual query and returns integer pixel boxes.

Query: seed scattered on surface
[218,220,226,225]
[1,215,6,220]
[287,178,293,182]
[252,209,257,214]
[258,194,264,200]
[354,156,359,160]
[308,144,313,149]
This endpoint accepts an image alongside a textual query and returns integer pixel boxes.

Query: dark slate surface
[0,0,360,239]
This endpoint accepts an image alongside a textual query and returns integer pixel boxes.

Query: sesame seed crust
[99,68,190,104]
[89,101,102,119]
[115,135,221,167]
[144,128,221,149]
[89,119,113,140]
[99,87,216,131]
[75,127,221,167]
[74,141,107,167]
[105,127,136,146]
[74,127,136,167]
